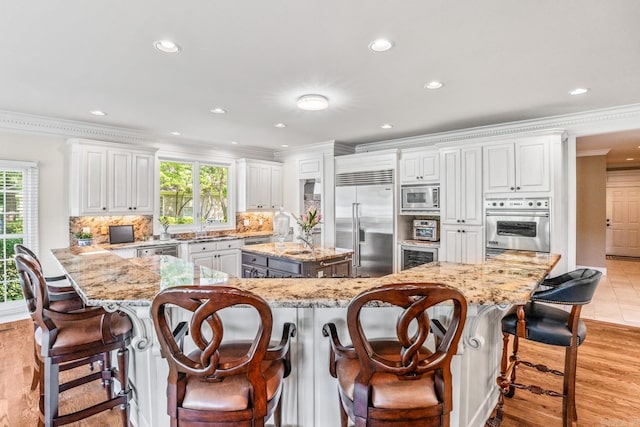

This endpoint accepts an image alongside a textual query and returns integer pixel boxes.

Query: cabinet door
[440,226,461,262]
[270,165,283,209]
[131,153,154,213]
[191,253,216,270]
[515,140,550,192]
[460,147,483,225]
[420,151,440,182]
[460,227,484,264]
[400,153,422,184]
[217,249,240,277]
[246,164,271,209]
[484,143,515,194]
[108,151,132,213]
[440,149,461,225]
[81,146,108,214]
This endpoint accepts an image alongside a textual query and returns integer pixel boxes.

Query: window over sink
[158,159,234,232]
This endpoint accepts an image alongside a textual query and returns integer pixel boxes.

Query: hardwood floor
[1,318,639,426]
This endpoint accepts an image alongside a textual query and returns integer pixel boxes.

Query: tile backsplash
[69,212,274,245]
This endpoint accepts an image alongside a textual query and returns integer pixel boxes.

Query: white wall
[0,130,69,274]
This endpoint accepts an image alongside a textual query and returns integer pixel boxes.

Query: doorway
[605,171,640,257]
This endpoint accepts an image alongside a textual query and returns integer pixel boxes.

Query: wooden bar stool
[16,253,133,427]
[151,285,296,427]
[489,268,602,427]
[322,282,467,427]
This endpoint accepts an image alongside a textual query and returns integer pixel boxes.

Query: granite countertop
[400,240,441,248]
[102,230,273,250]
[241,242,353,262]
[51,246,559,308]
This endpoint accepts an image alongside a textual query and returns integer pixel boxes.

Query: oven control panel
[485,198,549,210]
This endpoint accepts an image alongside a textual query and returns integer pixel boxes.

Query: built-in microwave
[413,219,439,241]
[401,185,439,212]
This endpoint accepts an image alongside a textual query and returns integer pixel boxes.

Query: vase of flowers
[295,208,322,250]
[159,216,171,240]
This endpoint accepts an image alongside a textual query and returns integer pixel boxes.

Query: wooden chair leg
[116,346,131,427]
[339,396,348,427]
[43,358,59,427]
[563,344,579,427]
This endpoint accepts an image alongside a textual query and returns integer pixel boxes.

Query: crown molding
[355,103,640,152]
[0,110,276,160]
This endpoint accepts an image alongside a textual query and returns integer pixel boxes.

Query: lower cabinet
[241,251,352,278]
[188,239,242,277]
[440,225,484,264]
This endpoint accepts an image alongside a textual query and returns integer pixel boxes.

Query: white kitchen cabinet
[399,148,439,184]
[484,139,550,194]
[440,225,484,264]
[187,239,242,277]
[237,159,284,211]
[440,146,483,226]
[108,150,154,214]
[68,140,156,216]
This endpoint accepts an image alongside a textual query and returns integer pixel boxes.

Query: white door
[606,187,640,256]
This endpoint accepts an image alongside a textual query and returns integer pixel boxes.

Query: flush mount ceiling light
[381,124,393,129]
[296,94,329,111]
[154,40,181,53]
[170,131,181,136]
[368,38,394,52]
[424,81,444,90]
[210,107,227,114]
[274,123,287,128]
[231,141,238,145]
[281,144,289,148]
[90,110,107,116]
[569,87,589,95]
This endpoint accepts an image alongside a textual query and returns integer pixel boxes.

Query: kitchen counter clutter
[50,246,559,427]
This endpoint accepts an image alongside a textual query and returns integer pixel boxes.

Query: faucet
[195,222,207,238]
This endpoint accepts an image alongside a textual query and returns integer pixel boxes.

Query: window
[0,161,38,303]
[159,160,232,230]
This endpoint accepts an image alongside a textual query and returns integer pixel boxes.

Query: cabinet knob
[128,207,132,210]
[133,207,137,210]
[462,230,466,233]
[461,219,465,223]
[102,207,106,210]
[510,187,515,191]
[516,186,521,190]
[457,219,461,223]
[457,230,461,233]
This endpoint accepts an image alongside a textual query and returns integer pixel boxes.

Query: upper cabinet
[440,146,483,226]
[68,140,156,216]
[483,138,550,194]
[399,148,439,184]
[237,159,284,211]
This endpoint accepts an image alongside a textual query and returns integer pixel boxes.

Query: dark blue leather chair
[493,269,602,427]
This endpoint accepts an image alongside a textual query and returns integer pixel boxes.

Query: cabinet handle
[133,207,137,210]
[128,207,132,210]
[510,187,515,190]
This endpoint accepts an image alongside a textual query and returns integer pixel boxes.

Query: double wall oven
[485,198,550,254]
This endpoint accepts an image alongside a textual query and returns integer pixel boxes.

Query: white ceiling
[2,1,640,151]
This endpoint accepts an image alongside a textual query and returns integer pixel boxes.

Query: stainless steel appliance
[243,236,271,245]
[400,185,439,213]
[413,219,439,241]
[401,244,438,270]
[485,198,550,253]
[336,170,394,277]
[137,244,179,257]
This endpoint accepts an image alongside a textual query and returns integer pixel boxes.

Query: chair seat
[502,302,587,347]
[181,343,285,412]
[335,340,439,410]
[35,311,132,355]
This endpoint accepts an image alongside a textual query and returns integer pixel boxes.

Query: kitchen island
[51,246,559,427]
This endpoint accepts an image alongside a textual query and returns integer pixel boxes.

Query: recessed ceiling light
[281,144,289,148]
[424,81,444,90]
[90,110,107,116]
[274,123,287,128]
[381,124,393,129]
[296,94,329,111]
[210,108,227,114]
[154,40,181,54]
[170,131,181,136]
[626,158,634,161]
[231,141,238,145]
[569,87,589,95]
[368,38,394,52]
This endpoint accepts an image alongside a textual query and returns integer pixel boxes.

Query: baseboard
[467,388,500,427]
[576,265,607,276]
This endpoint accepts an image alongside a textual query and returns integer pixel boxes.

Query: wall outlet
[258,219,263,225]
[243,219,250,226]
[317,270,324,278]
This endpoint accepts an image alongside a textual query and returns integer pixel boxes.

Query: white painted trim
[577,149,610,157]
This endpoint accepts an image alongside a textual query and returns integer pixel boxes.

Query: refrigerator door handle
[352,202,361,267]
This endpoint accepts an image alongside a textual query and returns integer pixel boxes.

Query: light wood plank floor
[2,318,639,426]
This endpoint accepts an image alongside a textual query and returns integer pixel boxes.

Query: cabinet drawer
[216,239,242,250]
[268,258,301,275]
[242,265,267,278]
[242,253,267,267]
[190,242,218,253]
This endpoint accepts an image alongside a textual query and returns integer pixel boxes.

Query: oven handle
[486,211,549,217]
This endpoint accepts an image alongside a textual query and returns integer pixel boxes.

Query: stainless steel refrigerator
[335,170,394,277]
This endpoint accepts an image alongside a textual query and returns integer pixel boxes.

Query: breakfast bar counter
[51,246,559,427]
